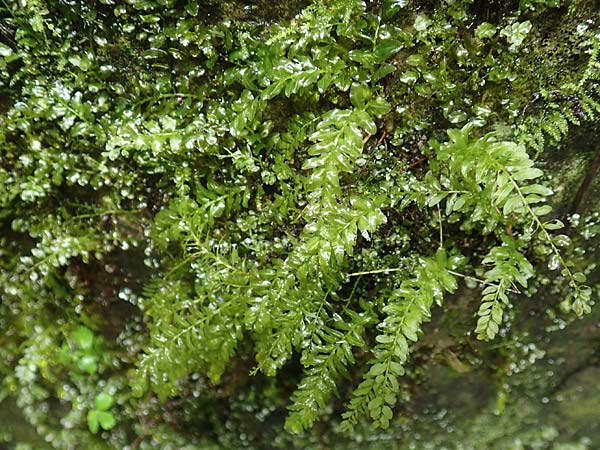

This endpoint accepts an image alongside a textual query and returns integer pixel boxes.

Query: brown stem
[570,150,600,215]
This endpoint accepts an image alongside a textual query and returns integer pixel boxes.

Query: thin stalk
[504,169,580,293]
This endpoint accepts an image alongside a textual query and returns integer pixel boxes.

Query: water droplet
[547,254,560,271]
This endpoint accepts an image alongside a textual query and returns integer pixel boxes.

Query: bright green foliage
[1,0,599,447]
[285,306,376,433]
[341,249,464,430]
[87,393,116,434]
[475,241,534,340]
[59,326,104,375]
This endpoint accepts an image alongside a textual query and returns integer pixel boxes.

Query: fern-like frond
[133,244,251,400]
[433,124,593,335]
[518,33,600,152]
[476,240,534,340]
[285,308,375,433]
[340,250,464,431]
[249,107,386,374]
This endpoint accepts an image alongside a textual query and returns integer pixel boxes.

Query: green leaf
[501,21,532,47]
[427,192,447,207]
[382,0,408,20]
[373,64,396,82]
[68,55,81,67]
[72,326,94,350]
[512,167,543,181]
[79,55,92,71]
[367,98,391,116]
[95,393,114,411]
[375,334,394,344]
[351,110,377,135]
[486,321,499,340]
[414,15,432,32]
[317,73,334,93]
[350,83,370,108]
[475,23,497,39]
[520,184,553,196]
[0,42,13,57]
[369,363,387,376]
[543,219,564,230]
[406,54,425,67]
[373,40,403,62]
[399,70,418,84]
[262,81,284,100]
[533,205,552,216]
[97,411,116,430]
[143,48,169,60]
[348,49,375,66]
[381,405,393,423]
[87,410,99,434]
[503,196,523,215]
[573,272,587,283]
[185,2,199,15]
[230,113,246,136]
[78,355,98,374]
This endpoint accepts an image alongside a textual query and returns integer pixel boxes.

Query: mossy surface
[1,0,599,448]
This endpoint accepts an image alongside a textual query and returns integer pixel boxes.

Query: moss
[1,0,599,447]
